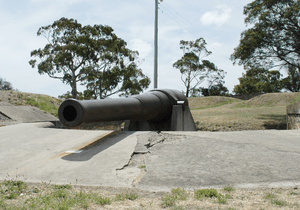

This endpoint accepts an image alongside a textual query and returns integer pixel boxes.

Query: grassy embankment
[2,90,300,131]
[189,92,300,131]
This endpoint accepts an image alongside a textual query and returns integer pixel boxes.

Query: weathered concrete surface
[0,104,58,125]
[1,123,300,192]
[0,123,142,187]
[136,131,300,191]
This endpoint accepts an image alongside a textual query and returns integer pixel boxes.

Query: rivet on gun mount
[58,89,197,131]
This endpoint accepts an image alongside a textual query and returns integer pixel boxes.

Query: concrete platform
[0,103,58,125]
[1,122,300,192]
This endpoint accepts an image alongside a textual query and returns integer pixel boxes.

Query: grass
[189,92,300,131]
[23,95,61,117]
[0,180,113,209]
[194,188,219,200]
[115,192,138,201]
[1,180,300,209]
[223,185,235,193]
[161,188,187,208]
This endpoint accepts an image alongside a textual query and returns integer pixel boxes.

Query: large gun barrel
[58,89,196,131]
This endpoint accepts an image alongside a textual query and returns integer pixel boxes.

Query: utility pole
[154,0,159,89]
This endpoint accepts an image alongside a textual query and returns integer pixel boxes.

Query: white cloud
[129,39,152,59]
[200,5,232,27]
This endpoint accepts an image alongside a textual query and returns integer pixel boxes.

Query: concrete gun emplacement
[58,89,196,131]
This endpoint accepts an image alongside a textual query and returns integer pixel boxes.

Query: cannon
[58,89,196,131]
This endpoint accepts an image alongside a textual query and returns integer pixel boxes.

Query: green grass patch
[138,165,146,169]
[217,194,227,204]
[0,180,27,199]
[53,184,72,190]
[161,188,187,208]
[223,185,235,193]
[115,192,138,201]
[265,193,276,200]
[161,194,177,208]
[194,188,219,200]
[289,191,299,195]
[271,199,287,206]
[24,96,60,117]
[0,182,112,209]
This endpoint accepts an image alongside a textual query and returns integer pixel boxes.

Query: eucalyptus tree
[173,38,226,97]
[29,18,150,99]
[231,0,300,72]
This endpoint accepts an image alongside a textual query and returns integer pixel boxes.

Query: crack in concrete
[116,132,187,187]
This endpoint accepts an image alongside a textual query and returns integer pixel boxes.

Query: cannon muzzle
[58,89,196,131]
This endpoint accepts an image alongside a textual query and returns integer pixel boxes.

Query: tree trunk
[71,71,77,99]
[185,70,191,98]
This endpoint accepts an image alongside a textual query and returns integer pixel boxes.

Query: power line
[158,1,229,57]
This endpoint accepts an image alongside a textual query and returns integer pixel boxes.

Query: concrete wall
[286,102,300,130]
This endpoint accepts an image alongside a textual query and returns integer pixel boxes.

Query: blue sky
[0,0,253,97]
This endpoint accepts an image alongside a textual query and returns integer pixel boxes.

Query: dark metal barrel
[58,89,188,127]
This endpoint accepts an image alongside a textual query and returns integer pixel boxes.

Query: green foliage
[265,193,276,200]
[54,184,72,190]
[161,188,187,208]
[161,194,177,208]
[171,187,188,201]
[200,83,229,96]
[138,165,146,169]
[264,192,288,206]
[233,68,282,94]
[30,17,150,99]
[0,179,115,209]
[23,95,61,117]
[217,194,227,204]
[281,65,300,92]
[115,192,138,201]
[0,77,15,90]
[231,0,300,79]
[173,38,226,97]
[223,185,235,193]
[271,199,287,206]
[0,180,27,199]
[289,191,299,195]
[93,195,112,205]
[194,188,219,200]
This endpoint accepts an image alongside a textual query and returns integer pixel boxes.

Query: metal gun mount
[58,89,196,131]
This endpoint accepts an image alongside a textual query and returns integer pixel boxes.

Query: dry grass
[189,92,300,131]
[0,90,62,117]
[1,181,300,210]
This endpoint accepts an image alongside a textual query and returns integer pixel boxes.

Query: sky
[0,0,253,98]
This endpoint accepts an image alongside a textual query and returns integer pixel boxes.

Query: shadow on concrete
[62,131,136,162]
[258,114,287,130]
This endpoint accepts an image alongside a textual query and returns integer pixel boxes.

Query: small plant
[115,192,138,201]
[161,194,176,208]
[194,188,219,200]
[289,191,299,195]
[271,199,287,206]
[171,187,187,200]
[53,189,68,199]
[94,196,111,205]
[265,192,276,200]
[217,194,227,204]
[223,185,235,192]
[161,188,187,208]
[1,180,27,199]
[138,165,146,169]
[54,184,72,190]
[32,187,39,193]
